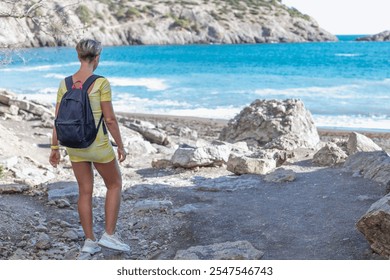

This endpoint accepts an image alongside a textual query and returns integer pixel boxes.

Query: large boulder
[226,152,278,175]
[356,194,390,257]
[219,99,320,151]
[347,132,382,155]
[312,142,348,166]
[344,151,390,186]
[171,141,231,168]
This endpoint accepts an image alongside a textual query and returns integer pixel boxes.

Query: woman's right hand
[49,150,60,167]
[117,147,127,163]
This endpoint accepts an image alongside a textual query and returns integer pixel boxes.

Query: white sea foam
[112,94,190,113]
[165,107,240,120]
[44,73,66,79]
[109,77,169,91]
[335,53,362,57]
[254,84,389,99]
[314,114,390,132]
[0,62,78,72]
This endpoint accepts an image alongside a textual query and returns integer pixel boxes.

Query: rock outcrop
[219,99,320,151]
[0,0,337,48]
[344,151,389,186]
[312,142,348,167]
[356,30,390,41]
[174,240,264,260]
[356,194,390,258]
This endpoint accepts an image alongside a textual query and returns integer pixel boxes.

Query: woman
[49,39,130,254]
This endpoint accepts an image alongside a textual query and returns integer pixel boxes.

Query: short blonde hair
[76,39,102,62]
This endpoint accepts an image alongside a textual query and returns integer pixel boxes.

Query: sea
[0,35,389,132]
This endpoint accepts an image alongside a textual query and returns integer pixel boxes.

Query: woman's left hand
[49,150,61,167]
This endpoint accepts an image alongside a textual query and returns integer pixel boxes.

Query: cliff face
[0,0,337,48]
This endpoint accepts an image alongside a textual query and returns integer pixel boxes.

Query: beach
[1,95,390,260]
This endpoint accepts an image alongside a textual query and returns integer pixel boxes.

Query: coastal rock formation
[356,30,390,41]
[174,240,264,260]
[219,99,320,151]
[356,194,390,257]
[0,0,337,48]
[312,142,348,167]
[347,132,383,155]
[226,150,279,175]
[171,141,231,168]
[344,151,389,186]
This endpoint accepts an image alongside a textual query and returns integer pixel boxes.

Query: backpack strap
[64,76,73,91]
[82,75,107,135]
[96,114,108,135]
[82,74,103,92]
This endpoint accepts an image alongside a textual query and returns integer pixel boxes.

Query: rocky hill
[0,0,337,48]
[356,30,390,41]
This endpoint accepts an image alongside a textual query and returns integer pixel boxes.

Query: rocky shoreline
[0,0,337,48]
[0,90,390,260]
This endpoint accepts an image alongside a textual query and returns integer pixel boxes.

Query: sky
[282,0,390,35]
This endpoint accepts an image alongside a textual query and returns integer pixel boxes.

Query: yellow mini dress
[56,77,116,163]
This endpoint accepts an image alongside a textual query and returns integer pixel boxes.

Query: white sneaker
[98,232,130,252]
[81,238,101,254]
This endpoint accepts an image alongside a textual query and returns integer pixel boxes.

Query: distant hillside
[356,30,390,41]
[0,0,337,47]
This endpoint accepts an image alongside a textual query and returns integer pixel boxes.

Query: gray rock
[344,151,390,186]
[35,225,48,233]
[151,159,173,169]
[0,184,29,194]
[227,152,277,175]
[123,119,170,146]
[264,168,296,183]
[219,99,320,151]
[62,230,79,241]
[35,233,51,250]
[0,90,16,106]
[47,182,79,204]
[313,142,348,166]
[133,199,173,213]
[356,30,390,41]
[171,142,231,168]
[174,240,264,260]
[347,132,382,155]
[356,193,390,257]
[55,199,71,208]
[8,248,29,260]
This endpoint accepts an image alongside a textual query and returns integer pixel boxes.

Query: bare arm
[100,101,126,163]
[49,103,60,167]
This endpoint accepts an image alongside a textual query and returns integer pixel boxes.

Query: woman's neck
[74,62,95,81]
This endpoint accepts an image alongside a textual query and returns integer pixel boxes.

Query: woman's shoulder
[96,76,110,87]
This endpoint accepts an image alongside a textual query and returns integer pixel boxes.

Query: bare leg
[71,161,95,240]
[93,159,122,235]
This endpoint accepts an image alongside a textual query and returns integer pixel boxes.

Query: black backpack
[55,74,105,148]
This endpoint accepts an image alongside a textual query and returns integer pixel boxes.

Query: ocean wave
[254,84,390,100]
[112,94,190,113]
[0,62,78,72]
[44,74,66,79]
[109,77,169,91]
[314,114,390,132]
[335,53,362,57]
[165,107,240,120]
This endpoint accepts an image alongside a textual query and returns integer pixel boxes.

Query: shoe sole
[81,247,102,254]
[98,241,130,252]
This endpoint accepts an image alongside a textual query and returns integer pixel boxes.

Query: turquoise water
[0,39,389,131]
